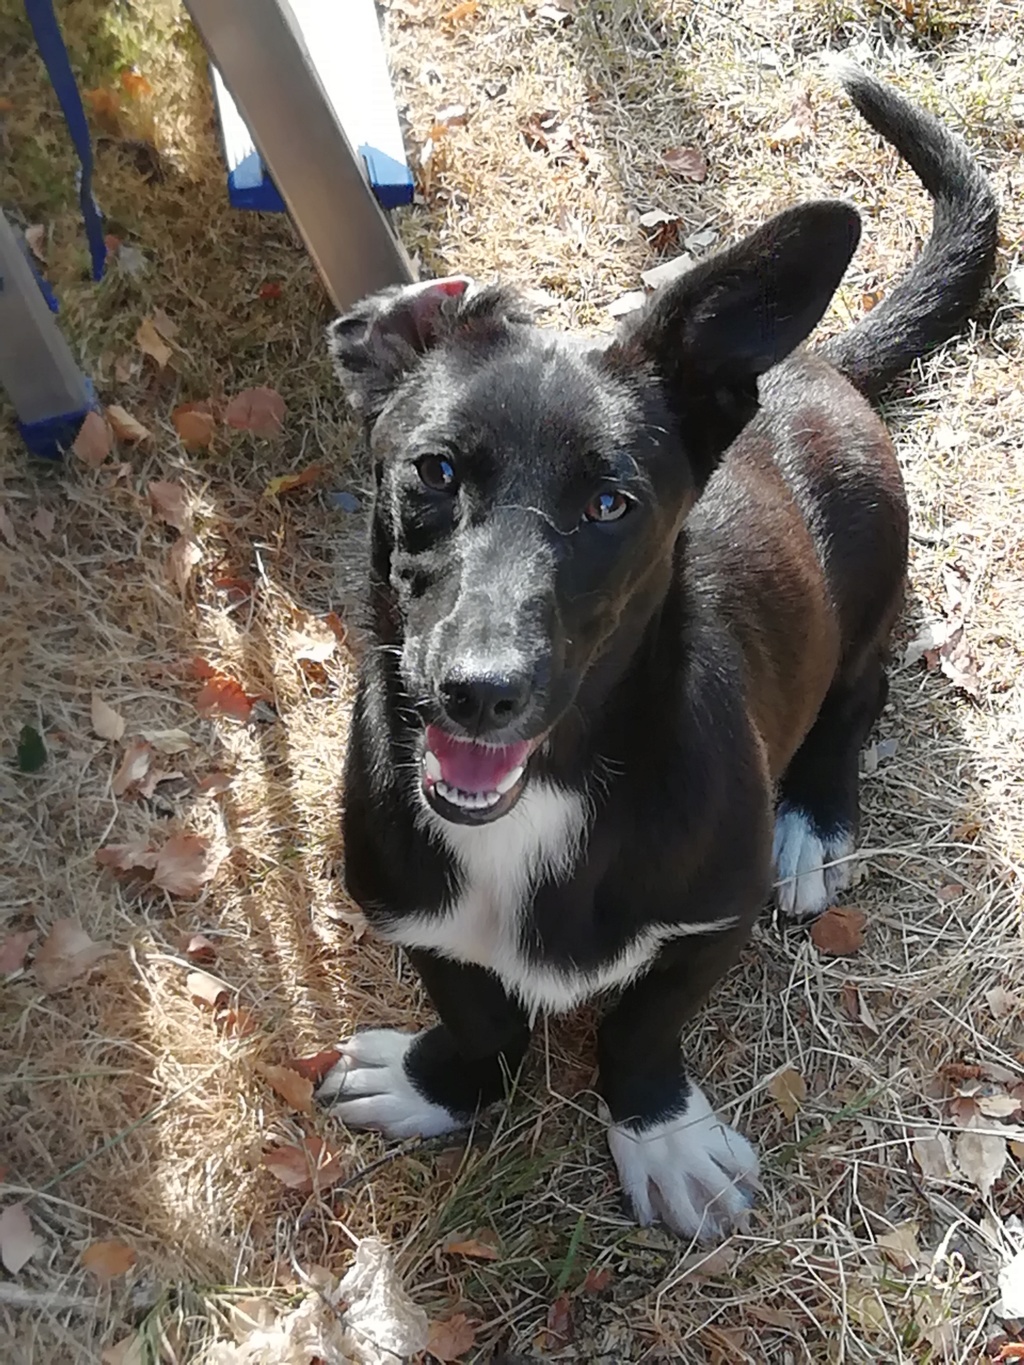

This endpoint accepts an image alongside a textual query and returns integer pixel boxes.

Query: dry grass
[2,0,1024,1360]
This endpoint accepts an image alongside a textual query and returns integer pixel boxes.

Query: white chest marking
[386,779,736,1019]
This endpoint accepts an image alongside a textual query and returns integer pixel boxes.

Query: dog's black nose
[439,672,530,732]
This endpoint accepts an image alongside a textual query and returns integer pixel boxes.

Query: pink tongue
[426,725,530,793]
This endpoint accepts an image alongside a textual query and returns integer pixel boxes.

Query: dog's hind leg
[773,657,888,923]
[318,950,531,1138]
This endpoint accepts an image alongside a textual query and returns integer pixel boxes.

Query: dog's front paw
[607,1086,759,1242]
[773,802,855,922]
[317,1028,461,1139]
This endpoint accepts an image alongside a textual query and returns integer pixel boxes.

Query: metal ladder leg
[0,210,95,459]
[181,0,417,313]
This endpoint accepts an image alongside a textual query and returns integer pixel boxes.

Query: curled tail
[823,58,998,400]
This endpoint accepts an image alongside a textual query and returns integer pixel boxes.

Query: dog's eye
[416,454,458,492]
[583,490,631,524]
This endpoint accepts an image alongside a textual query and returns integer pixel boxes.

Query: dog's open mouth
[421,725,541,824]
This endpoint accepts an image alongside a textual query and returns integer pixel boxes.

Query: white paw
[316,1028,460,1139]
[773,803,854,922]
[608,1086,760,1242]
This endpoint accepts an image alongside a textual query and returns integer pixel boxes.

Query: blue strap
[24,0,106,281]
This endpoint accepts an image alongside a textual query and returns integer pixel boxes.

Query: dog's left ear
[610,201,861,485]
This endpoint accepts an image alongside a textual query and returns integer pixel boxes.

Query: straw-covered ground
[2,0,1023,1360]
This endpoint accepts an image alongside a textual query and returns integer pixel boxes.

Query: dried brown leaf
[31,507,56,540]
[34,918,114,993]
[25,223,46,261]
[81,1239,137,1281]
[660,144,707,182]
[111,739,154,796]
[224,386,286,436]
[187,969,230,1010]
[172,403,216,451]
[195,671,255,723]
[0,1204,43,1274]
[987,986,1024,1019]
[286,1049,342,1085]
[197,770,234,795]
[136,316,172,368]
[445,1239,502,1255]
[956,1128,1007,1196]
[427,1313,477,1362]
[147,480,189,532]
[264,1136,347,1193]
[184,934,217,964]
[95,840,159,875]
[143,728,193,755]
[292,617,337,663]
[258,1063,314,1113]
[153,832,220,898]
[768,1066,807,1121]
[73,411,113,467]
[106,405,151,443]
[91,692,126,741]
[768,87,815,148]
[0,929,37,974]
[263,464,322,499]
[877,1221,920,1271]
[810,906,866,956]
[167,536,202,594]
[581,1265,613,1294]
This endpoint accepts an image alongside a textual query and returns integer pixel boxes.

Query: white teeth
[434,780,502,811]
[424,750,442,781]
[495,764,524,795]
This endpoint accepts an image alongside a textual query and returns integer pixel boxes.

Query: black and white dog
[318,62,996,1240]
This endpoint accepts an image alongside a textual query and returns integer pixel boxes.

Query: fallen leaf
[31,506,56,540]
[85,86,121,129]
[443,1234,500,1261]
[16,724,47,772]
[25,223,46,261]
[81,1239,137,1281]
[641,254,696,292]
[0,930,37,974]
[34,918,114,993]
[660,145,708,182]
[956,1128,1008,1196]
[810,906,866,956]
[223,386,286,436]
[987,986,1024,1019]
[143,728,193,755]
[119,68,153,99]
[768,87,816,148]
[197,770,234,795]
[937,881,964,903]
[189,656,218,679]
[195,671,255,724]
[149,306,177,339]
[187,969,230,1010]
[217,1006,259,1038]
[977,1093,1022,1120]
[101,1333,145,1365]
[258,1063,314,1113]
[427,1313,477,1362]
[258,281,283,301]
[184,934,217,964]
[838,983,878,1032]
[768,1066,807,1121]
[862,289,885,313]
[538,1294,574,1350]
[608,290,647,318]
[91,692,126,741]
[938,624,983,699]
[434,103,468,129]
[153,832,220,898]
[292,617,337,663]
[136,317,172,369]
[147,480,189,532]
[995,1346,1024,1363]
[73,411,113,467]
[441,0,479,24]
[582,1265,613,1294]
[877,1221,920,1271]
[171,402,216,451]
[167,536,202,594]
[106,405,151,443]
[904,620,953,667]
[324,611,348,644]
[0,1203,43,1274]
[286,1049,342,1085]
[213,575,253,603]
[111,739,154,795]
[95,840,159,875]
[264,1136,347,1193]
[263,463,323,499]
